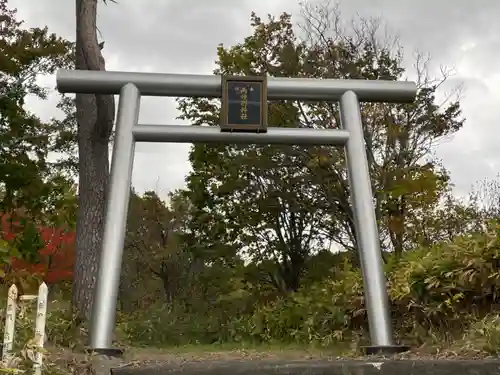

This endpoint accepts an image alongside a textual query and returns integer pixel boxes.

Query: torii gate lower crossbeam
[56,69,417,355]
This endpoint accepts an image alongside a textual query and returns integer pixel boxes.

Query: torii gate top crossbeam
[56,69,417,103]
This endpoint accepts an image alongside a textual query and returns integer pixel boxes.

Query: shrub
[0,212,75,286]
[390,222,500,331]
[119,222,500,352]
[118,303,226,347]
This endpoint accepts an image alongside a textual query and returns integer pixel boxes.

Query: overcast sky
[10,0,500,199]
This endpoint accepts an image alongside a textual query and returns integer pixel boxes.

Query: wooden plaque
[220,75,268,133]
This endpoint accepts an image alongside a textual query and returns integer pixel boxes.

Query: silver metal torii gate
[56,69,417,354]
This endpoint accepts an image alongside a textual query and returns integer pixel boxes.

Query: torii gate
[57,69,417,355]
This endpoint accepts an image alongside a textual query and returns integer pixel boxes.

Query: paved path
[107,358,500,375]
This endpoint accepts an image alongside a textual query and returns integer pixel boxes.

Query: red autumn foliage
[0,212,75,284]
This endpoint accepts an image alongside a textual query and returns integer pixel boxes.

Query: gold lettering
[240,87,248,120]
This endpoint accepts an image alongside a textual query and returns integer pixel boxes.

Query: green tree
[298,2,463,255]
[40,174,78,229]
[404,192,485,248]
[169,189,246,309]
[178,5,464,292]
[49,95,78,178]
[120,189,226,312]
[0,0,74,216]
[121,190,177,310]
[0,0,77,274]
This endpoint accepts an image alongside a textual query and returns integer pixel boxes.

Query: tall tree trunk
[73,0,115,320]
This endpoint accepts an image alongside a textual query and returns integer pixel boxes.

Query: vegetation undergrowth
[112,222,500,357]
[1,224,500,375]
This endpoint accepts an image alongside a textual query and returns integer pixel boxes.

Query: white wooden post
[33,282,48,375]
[2,284,18,362]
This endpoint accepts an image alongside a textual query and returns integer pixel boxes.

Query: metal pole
[90,83,141,350]
[133,124,350,146]
[339,90,394,347]
[56,69,418,103]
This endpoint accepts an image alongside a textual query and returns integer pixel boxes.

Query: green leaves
[0,0,75,219]
[12,219,43,264]
[176,4,468,295]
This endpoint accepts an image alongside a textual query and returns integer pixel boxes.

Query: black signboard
[220,75,267,132]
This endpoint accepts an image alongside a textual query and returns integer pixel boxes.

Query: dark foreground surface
[111,359,500,375]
